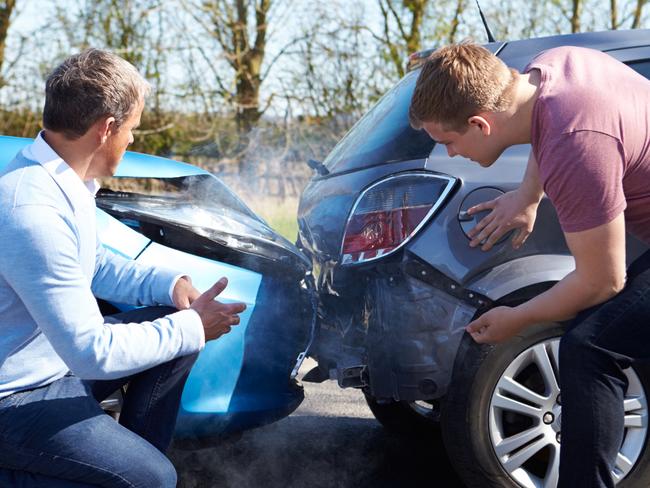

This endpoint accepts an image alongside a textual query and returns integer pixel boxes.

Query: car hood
[0,136,310,274]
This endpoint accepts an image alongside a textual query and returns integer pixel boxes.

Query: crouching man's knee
[129,452,177,488]
[559,326,588,371]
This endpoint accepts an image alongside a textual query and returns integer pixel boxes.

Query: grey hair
[43,48,150,139]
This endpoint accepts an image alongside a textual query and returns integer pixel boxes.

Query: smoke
[169,361,465,488]
[195,118,348,205]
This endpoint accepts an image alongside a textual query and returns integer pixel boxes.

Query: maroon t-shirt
[526,46,650,244]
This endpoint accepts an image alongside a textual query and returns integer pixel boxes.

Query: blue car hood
[0,135,207,178]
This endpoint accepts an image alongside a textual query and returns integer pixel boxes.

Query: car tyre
[364,392,441,438]
[442,323,650,488]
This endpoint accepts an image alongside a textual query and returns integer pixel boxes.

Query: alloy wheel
[488,338,648,487]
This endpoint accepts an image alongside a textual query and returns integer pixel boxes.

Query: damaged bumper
[312,255,486,402]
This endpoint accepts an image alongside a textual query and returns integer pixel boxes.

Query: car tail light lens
[341,172,455,265]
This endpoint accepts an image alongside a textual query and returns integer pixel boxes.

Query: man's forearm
[93,245,178,307]
[518,152,544,204]
[513,270,620,326]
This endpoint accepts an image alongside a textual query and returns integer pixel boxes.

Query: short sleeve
[537,130,626,233]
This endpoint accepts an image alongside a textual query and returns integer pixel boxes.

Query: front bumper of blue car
[98,206,315,439]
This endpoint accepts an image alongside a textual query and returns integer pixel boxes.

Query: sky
[2,0,648,115]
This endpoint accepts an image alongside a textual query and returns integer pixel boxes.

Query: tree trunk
[404,0,426,54]
[235,68,262,134]
[632,0,646,28]
[571,0,581,32]
[232,0,267,135]
[447,0,466,44]
[0,0,16,86]
[377,0,428,78]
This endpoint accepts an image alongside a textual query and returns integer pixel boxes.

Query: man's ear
[96,116,116,144]
[468,115,492,136]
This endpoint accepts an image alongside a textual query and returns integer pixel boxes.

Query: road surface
[170,359,465,488]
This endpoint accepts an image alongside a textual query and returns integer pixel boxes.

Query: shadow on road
[170,415,465,487]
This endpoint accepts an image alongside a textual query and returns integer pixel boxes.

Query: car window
[627,59,650,79]
[323,70,435,174]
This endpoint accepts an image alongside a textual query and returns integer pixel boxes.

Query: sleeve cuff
[168,274,189,304]
[168,308,205,355]
[149,268,185,306]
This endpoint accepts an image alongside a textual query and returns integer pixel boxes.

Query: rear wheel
[364,393,441,437]
[442,324,650,487]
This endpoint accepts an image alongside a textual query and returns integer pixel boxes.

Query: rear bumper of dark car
[313,255,482,402]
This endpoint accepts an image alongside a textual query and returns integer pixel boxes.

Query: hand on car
[190,277,247,341]
[466,306,527,344]
[172,276,201,309]
[467,189,540,251]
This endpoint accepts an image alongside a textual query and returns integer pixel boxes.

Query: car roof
[497,28,650,70]
[0,135,209,178]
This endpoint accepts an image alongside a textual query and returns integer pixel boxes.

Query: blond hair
[409,42,517,132]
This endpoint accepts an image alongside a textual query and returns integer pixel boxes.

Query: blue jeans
[558,250,650,487]
[0,306,198,487]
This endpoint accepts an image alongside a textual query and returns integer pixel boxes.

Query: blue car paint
[1,135,306,438]
[96,209,151,259]
[0,135,208,178]
[135,242,261,415]
[113,150,208,178]
[0,136,34,168]
[96,208,264,426]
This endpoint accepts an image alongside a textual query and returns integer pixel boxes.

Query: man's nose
[446,145,457,157]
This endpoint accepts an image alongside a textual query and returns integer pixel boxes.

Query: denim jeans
[0,306,198,487]
[558,250,650,487]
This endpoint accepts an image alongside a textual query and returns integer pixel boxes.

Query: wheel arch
[466,254,574,302]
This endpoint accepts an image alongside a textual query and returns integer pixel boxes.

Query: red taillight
[341,173,455,265]
[342,206,430,258]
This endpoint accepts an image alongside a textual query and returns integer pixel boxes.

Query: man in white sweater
[0,49,246,487]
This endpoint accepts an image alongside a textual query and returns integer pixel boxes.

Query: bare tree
[632,0,647,27]
[48,0,184,154]
[611,0,619,28]
[603,0,647,30]
[0,1,15,69]
[443,0,467,43]
[549,0,582,32]
[183,0,274,136]
[53,0,163,73]
[0,0,16,87]
[365,0,469,80]
[570,0,582,32]
[286,2,380,122]
[376,0,427,78]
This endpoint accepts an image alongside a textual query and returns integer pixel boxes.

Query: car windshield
[323,69,435,174]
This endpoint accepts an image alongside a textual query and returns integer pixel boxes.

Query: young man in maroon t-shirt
[409,43,650,487]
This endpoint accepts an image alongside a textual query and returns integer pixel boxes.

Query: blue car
[0,136,315,440]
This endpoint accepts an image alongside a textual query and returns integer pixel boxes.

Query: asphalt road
[169,359,465,488]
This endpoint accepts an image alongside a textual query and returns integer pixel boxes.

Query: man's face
[422,118,502,167]
[92,98,144,178]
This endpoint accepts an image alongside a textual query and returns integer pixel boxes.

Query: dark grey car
[297,29,650,487]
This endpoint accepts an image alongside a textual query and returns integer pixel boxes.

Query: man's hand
[466,306,527,344]
[467,189,540,251]
[172,276,201,310]
[190,277,247,341]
